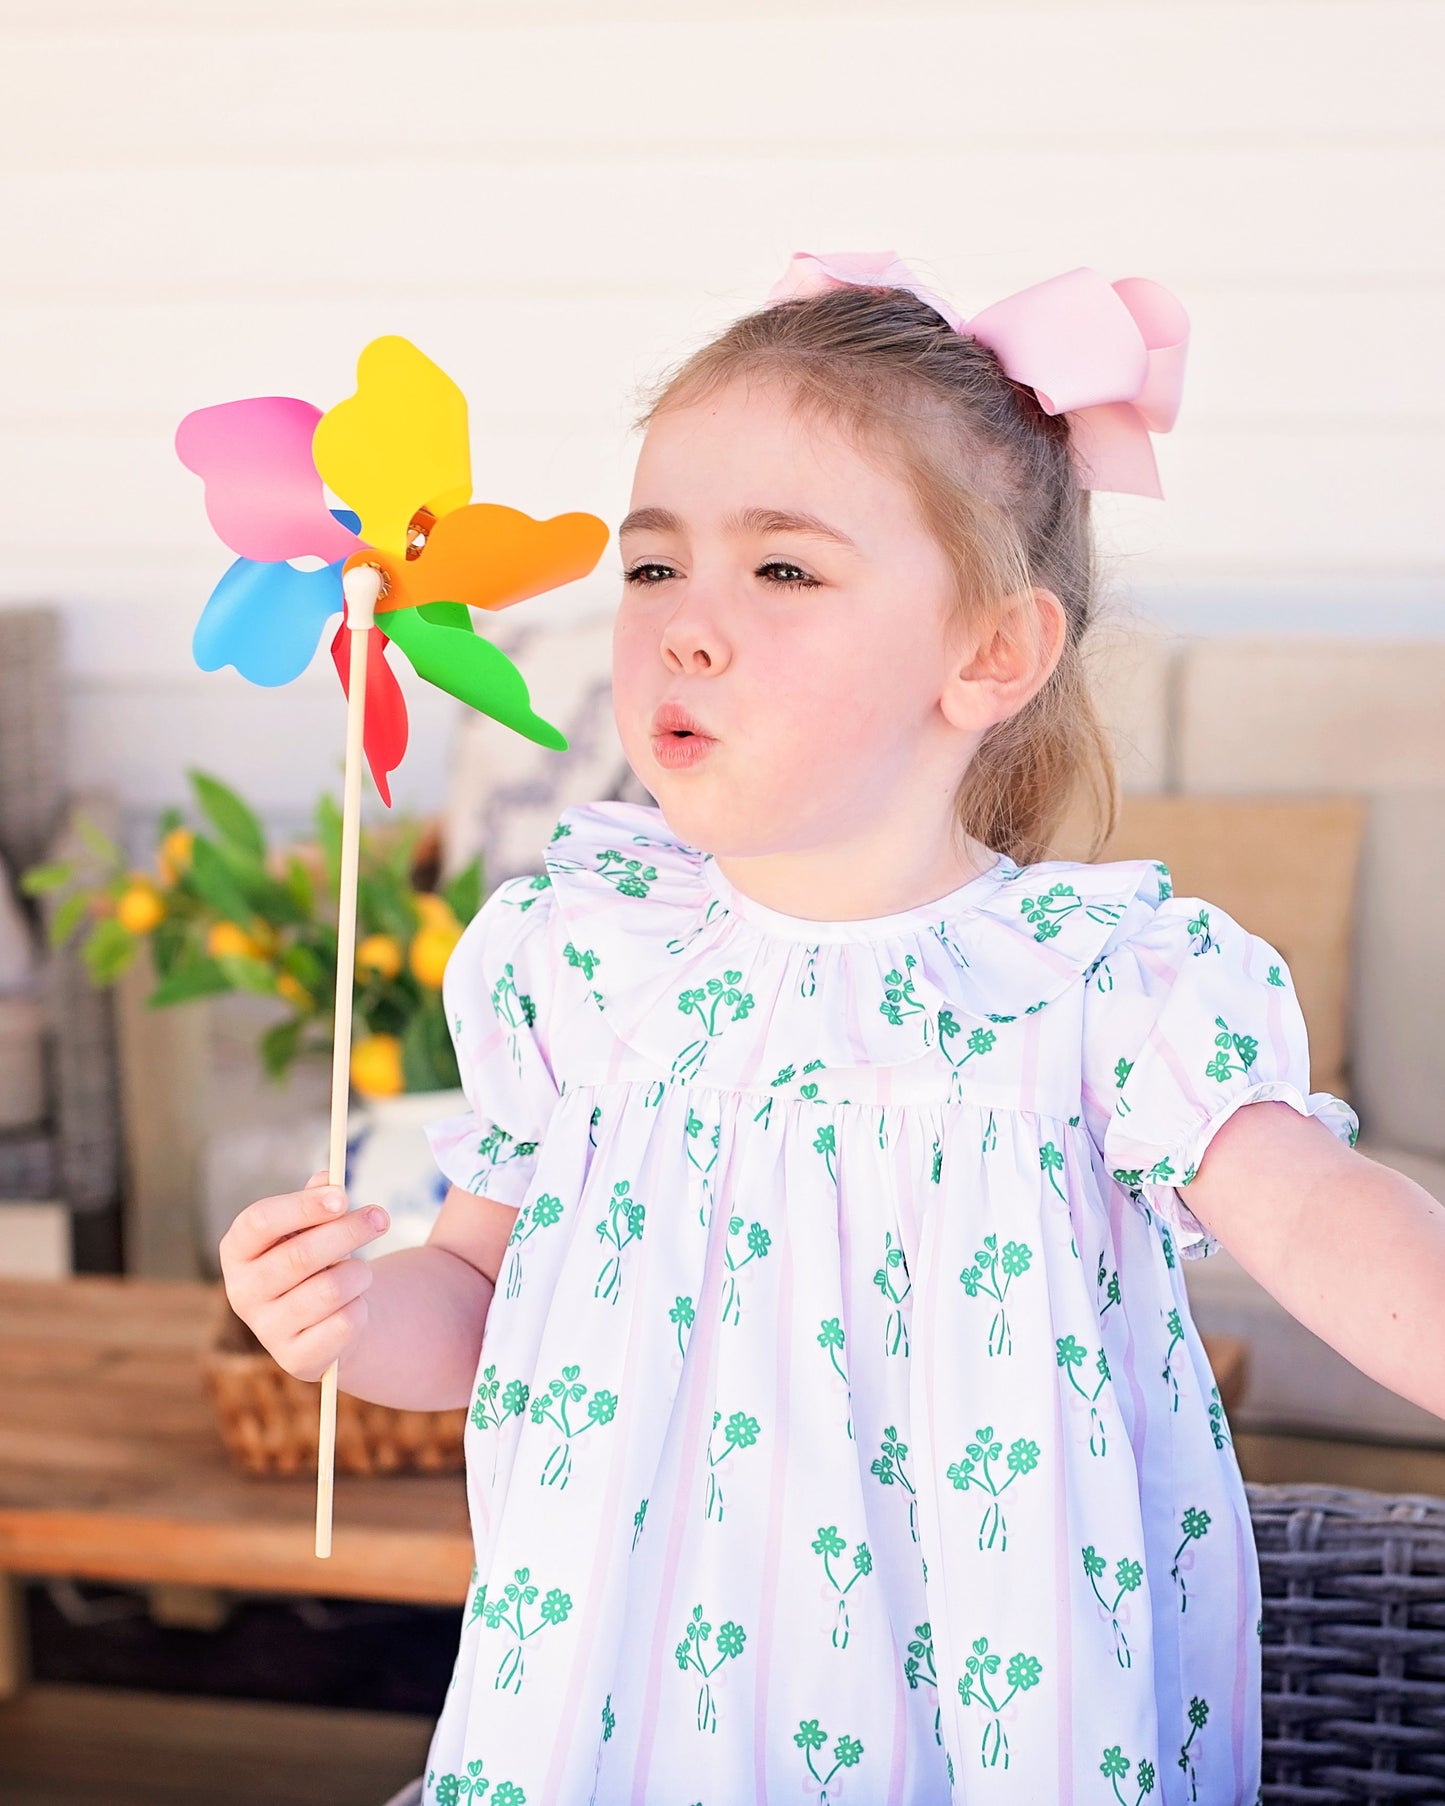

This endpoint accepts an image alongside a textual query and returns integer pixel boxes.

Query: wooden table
[0,1275,1248,1690]
[0,1276,472,1673]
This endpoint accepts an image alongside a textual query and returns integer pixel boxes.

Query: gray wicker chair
[380,1481,1445,1805]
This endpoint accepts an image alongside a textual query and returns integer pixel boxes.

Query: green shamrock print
[593,846,658,898]
[595,1179,645,1304]
[793,1718,864,1803]
[478,1566,573,1694]
[705,1407,761,1523]
[873,1229,912,1356]
[811,1523,872,1648]
[869,1424,919,1544]
[673,967,755,1083]
[1056,1334,1111,1457]
[675,1603,746,1733]
[1098,1743,1156,1806]
[903,1620,943,1747]
[1179,1696,1210,1800]
[668,1294,695,1361]
[430,1759,526,1804]
[721,1215,771,1327]
[1205,1014,1258,1083]
[1186,908,1217,956]
[817,1315,854,1441]
[1081,1542,1144,1669]
[1208,1383,1233,1451]
[957,1635,1043,1770]
[1096,1249,1121,1320]
[469,1365,530,1434]
[1171,1506,1212,1614]
[938,1013,997,1101]
[631,1496,648,1552]
[1162,1307,1185,1411]
[503,1192,563,1299]
[684,1107,722,1227]
[945,1424,1041,1551]
[528,1362,618,1490]
[466,1119,539,1190]
[1267,964,1285,987]
[879,954,933,1043]
[959,1233,1032,1358]
[1018,883,1124,942]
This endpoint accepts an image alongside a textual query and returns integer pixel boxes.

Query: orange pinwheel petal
[346,501,609,617]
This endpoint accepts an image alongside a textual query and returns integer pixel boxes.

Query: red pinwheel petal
[330,617,409,809]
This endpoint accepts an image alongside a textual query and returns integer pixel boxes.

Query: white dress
[419,797,1357,1806]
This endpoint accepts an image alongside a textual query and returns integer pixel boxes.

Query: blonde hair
[628,281,1120,866]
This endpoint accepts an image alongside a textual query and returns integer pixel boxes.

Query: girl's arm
[336,1184,519,1411]
[1184,1100,1445,1421]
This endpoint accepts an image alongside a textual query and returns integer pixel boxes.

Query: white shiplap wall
[1,0,1440,837]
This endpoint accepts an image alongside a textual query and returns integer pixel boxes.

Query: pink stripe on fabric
[920,1175,963,1780]
[753,1212,795,1803]
[541,1174,655,1801]
[1020,1013,1042,1115]
[633,1133,730,1794]
[1052,1273,1074,1805]
[1231,1502,1248,1802]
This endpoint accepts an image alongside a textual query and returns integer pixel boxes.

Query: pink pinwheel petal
[176,396,363,564]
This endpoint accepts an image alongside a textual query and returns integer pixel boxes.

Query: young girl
[221,251,1445,1806]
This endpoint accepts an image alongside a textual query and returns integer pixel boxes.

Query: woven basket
[1250,1480,1445,1802]
[201,1290,467,1477]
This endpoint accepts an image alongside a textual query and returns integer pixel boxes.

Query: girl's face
[611,373,1043,912]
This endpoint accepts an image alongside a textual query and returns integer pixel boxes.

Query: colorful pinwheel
[176,336,608,1557]
[177,334,608,804]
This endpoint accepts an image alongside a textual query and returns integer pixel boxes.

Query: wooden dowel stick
[316,563,382,1560]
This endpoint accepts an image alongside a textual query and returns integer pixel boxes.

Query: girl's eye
[620,560,819,590]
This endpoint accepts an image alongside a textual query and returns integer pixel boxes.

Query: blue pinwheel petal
[193,555,346,686]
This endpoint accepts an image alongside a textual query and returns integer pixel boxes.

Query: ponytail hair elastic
[764,250,1190,500]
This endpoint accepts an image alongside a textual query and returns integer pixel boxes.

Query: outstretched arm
[1184,1100,1445,1422]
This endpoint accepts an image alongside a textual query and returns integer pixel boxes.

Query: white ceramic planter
[344,1086,467,1261]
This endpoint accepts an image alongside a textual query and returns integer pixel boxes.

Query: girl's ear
[941,587,1067,732]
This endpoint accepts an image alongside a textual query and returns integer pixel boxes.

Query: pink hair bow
[764,250,1189,499]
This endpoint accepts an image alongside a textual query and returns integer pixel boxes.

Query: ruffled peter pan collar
[542,799,1167,1092]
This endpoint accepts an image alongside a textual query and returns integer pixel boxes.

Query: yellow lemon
[409,925,461,989]
[414,892,458,932]
[276,972,312,1010]
[207,920,263,960]
[156,827,194,885]
[356,933,404,981]
[116,881,165,935]
[350,1033,404,1098]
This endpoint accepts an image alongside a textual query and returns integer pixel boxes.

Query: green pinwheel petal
[381,602,568,752]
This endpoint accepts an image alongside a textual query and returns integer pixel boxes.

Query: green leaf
[20,860,73,895]
[157,805,185,834]
[187,836,258,925]
[47,890,90,948]
[441,857,482,927]
[150,915,190,977]
[315,793,342,894]
[147,956,234,1008]
[215,952,280,998]
[284,853,315,918]
[399,1009,437,1093]
[83,917,137,984]
[76,816,124,867]
[189,769,266,859]
[259,1017,304,1079]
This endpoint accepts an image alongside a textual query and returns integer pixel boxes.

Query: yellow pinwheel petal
[312,336,472,557]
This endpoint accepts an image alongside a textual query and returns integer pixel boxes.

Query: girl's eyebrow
[617,504,858,551]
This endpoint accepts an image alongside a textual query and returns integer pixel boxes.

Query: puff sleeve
[424,875,561,1208]
[1080,886,1359,1260]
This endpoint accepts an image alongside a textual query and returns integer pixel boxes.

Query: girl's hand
[218,1168,390,1383]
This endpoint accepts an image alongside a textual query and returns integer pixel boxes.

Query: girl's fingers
[256,1253,375,1348]
[252,1206,389,1301]
[220,1178,350,1266]
[276,1294,371,1385]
